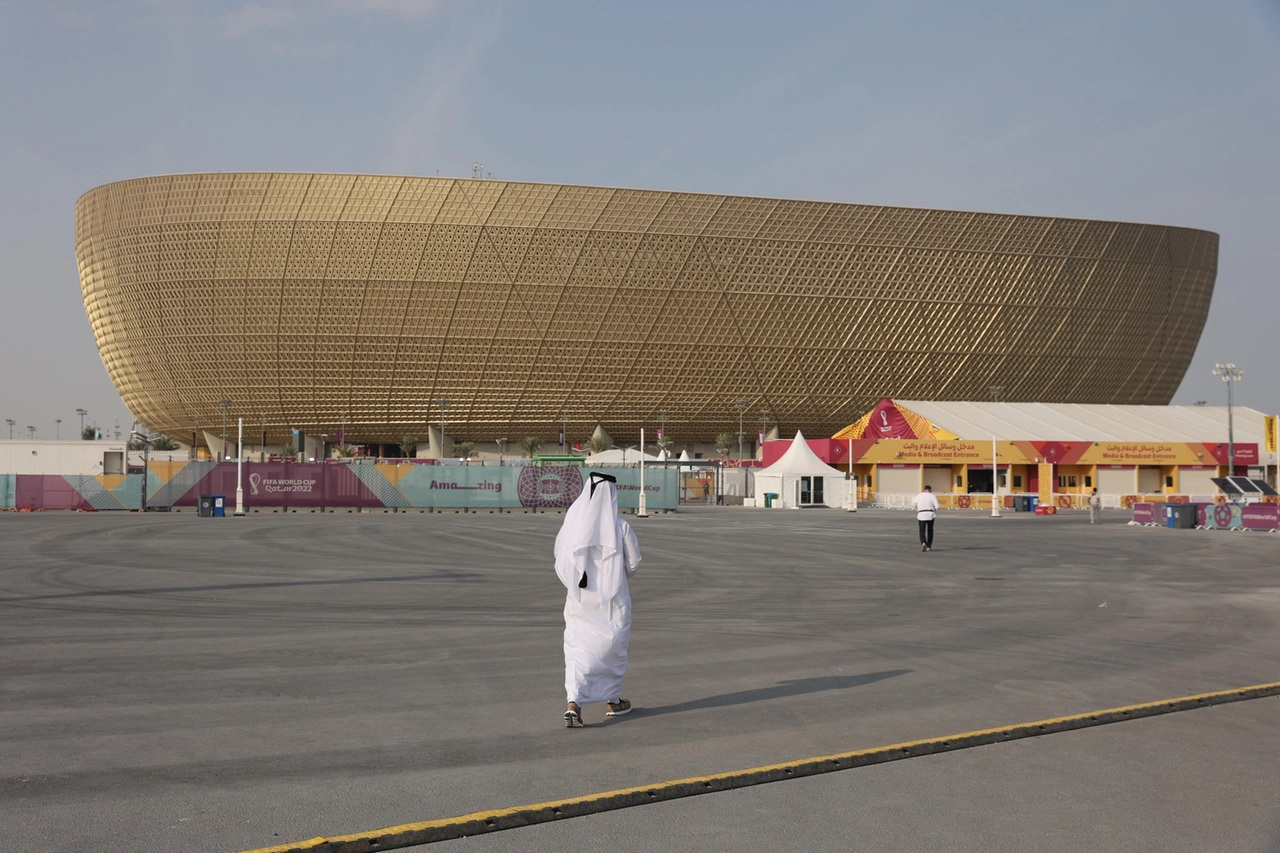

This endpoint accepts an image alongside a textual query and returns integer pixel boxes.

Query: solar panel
[1229,476,1262,493]
[1250,479,1279,497]
[1212,477,1241,494]
[1211,477,1278,497]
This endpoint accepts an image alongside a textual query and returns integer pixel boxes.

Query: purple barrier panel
[1241,504,1280,530]
[1132,503,1156,524]
[14,476,95,511]
[172,463,385,508]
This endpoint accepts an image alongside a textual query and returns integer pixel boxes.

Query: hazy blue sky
[2,0,1278,440]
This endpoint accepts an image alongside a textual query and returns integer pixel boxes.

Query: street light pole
[989,385,1003,518]
[637,427,648,517]
[217,398,231,460]
[5,419,13,439]
[1214,364,1244,476]
[735,399,749,460]
[846,436,857,512]
[235,417,245,516]
[76,408,87,438]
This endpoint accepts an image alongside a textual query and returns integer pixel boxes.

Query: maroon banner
[14,476,97,511]
[1203,443,1259,465]
[172,463,384,508]
[1132,502,1156,524]
[1241,504,1280,530]
[862,398,922,439]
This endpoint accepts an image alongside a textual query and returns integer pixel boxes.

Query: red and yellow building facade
[763,399,1264,508]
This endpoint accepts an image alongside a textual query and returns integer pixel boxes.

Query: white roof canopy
[896,401,1269,443]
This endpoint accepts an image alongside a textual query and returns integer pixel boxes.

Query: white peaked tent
[754,430,846,509]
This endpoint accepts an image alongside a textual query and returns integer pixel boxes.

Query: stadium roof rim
[77,173,1219,235]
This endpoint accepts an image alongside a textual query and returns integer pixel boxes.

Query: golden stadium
[75,173,1218,444]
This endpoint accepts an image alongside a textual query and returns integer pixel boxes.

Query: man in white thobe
[555,472,641,728]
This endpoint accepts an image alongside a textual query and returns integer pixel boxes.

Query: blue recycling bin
[212,495,226,517]
[1028,496,1039,511]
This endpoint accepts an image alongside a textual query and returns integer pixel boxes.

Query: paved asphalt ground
[1,506,1278,852]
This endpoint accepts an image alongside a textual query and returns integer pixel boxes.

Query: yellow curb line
[241,680,1280,853]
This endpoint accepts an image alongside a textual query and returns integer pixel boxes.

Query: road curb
[241,680,1280,853]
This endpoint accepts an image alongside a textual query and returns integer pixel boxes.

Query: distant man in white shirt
[913,485,940,551]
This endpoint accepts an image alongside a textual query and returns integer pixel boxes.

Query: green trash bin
[764,492,778,508]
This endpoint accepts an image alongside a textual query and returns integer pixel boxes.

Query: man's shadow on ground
[630,669,911,718]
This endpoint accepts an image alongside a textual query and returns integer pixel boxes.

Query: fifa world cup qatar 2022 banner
[0,462,678,511]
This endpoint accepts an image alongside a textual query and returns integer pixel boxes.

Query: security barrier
[1,462,678,512]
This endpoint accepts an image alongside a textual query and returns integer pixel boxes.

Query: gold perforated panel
[75,174,1218,443]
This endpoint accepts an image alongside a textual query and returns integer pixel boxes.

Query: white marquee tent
[754,430,847,509]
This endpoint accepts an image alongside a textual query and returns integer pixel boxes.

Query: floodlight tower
[735,399,750,460]
[217,398,232,460]
[1213,363,1244,475]
[989,385,1003,517]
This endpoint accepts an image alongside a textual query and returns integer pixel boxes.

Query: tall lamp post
[55,419,61,440]
[217,398,231,460]
[5,419,13,439]
[637,427,648,517]
[1213,363,1244,476]
[235,417,246,516]
[734,398,749,461]
[27,425,36,440]
[989,385,1003,518]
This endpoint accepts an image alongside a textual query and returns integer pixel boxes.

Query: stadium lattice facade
[76,174,1218,444]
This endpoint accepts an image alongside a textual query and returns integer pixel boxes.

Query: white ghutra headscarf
[555,472,626,603]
